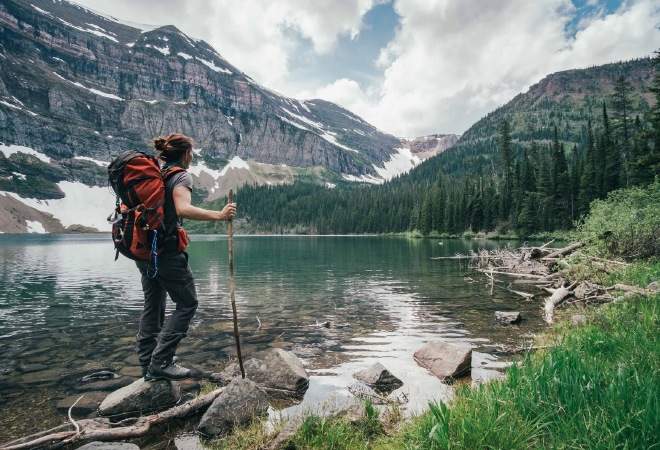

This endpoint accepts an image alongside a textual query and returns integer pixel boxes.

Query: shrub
[578,179,660,259]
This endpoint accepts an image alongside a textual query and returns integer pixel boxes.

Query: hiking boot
[145,360,192,381]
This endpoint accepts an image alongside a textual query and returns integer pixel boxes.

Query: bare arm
[172,186,236,221]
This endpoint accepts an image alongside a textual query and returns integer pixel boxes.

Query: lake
[0,235,545,443]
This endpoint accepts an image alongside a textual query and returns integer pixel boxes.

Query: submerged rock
[495,311,521,324]
[76,442,140,450]
[197,378,268,437]
[56,391,107,416]
[414,341,472,381]
[218,349,309,398]
[353,363,403,393]
[98,378,181,417]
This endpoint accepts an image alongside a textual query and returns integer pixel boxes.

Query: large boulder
[414,341,472,381]
[218,349,309,398]
[353,363,403,393]
[98,379,181,417]
[197,378,268,437]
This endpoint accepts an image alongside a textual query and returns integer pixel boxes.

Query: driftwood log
[0,388,224,450]
[543,282,578,324]
[542,242,585,260]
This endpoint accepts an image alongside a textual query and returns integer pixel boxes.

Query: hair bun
[153,137,168,152]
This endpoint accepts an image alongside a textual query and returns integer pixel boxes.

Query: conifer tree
[497,119,513,218]
[601,103,621,193]
[578,118,596,215]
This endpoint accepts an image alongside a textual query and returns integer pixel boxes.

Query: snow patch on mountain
[0,143,51,163]
[53,72,124,101]
[178,52,193,60]
[73,156,109,167]
[188,160,223,180]
[0,99,38,117]
[278,115,311,132]
[342,173,383,184]
[319,130,359,154]
[220,156,250,176]
[145,44,170,56]
[196,57,232,75]
[56,17,119,42]
[373,147,421,181]
[2,182,115,231]
[30,4,52,16]
[25,220,46,233]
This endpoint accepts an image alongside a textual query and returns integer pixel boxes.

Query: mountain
[208,56,657,235]
[426,58,655,177]
[0,0,444,233]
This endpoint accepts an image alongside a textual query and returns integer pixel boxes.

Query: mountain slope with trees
[204,56,659,236]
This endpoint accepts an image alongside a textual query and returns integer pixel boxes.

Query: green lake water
[0,235,545,443]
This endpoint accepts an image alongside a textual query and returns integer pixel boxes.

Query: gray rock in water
[76,376,135,392]
[220,349,310,398]
[56,391,107,416]
[75,442,139,450]
[353,363,403,393]
[414,341,472,381]
[571,314,587,326]
[495,311,521,324]
[98,378,181,417]
[197,378,268,437]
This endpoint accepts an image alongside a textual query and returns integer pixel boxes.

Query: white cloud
[306,0,660,136]
[75,0,378,94]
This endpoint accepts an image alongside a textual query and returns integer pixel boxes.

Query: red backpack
[107,151,189,277]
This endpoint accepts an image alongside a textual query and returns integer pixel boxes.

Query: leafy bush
[578,179,660,259]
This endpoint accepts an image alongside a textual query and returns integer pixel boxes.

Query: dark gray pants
[135,252,198,368]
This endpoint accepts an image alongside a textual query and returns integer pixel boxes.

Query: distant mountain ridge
[0,0,449,232]
[426,57,655,177]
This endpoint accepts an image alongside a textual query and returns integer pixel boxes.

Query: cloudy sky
[76,0,659,137]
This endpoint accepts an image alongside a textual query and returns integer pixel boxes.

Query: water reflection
[0,235,543,441]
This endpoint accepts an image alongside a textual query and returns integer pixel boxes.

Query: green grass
[380,295,659,450]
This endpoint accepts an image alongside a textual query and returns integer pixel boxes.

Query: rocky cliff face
[0,0,406,232]
[403,134,459,160]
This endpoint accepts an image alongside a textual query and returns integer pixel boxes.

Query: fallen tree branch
[609,283,648,295]
[542,242,584,260]
[543,281,578,324]
[0,388,224,450]
[477,269,547,279]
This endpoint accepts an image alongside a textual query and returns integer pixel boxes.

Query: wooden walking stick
[227,189,245,378]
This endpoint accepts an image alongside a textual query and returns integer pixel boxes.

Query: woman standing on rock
[133,133,236,381]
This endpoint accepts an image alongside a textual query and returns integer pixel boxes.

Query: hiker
[134,133,236,381]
